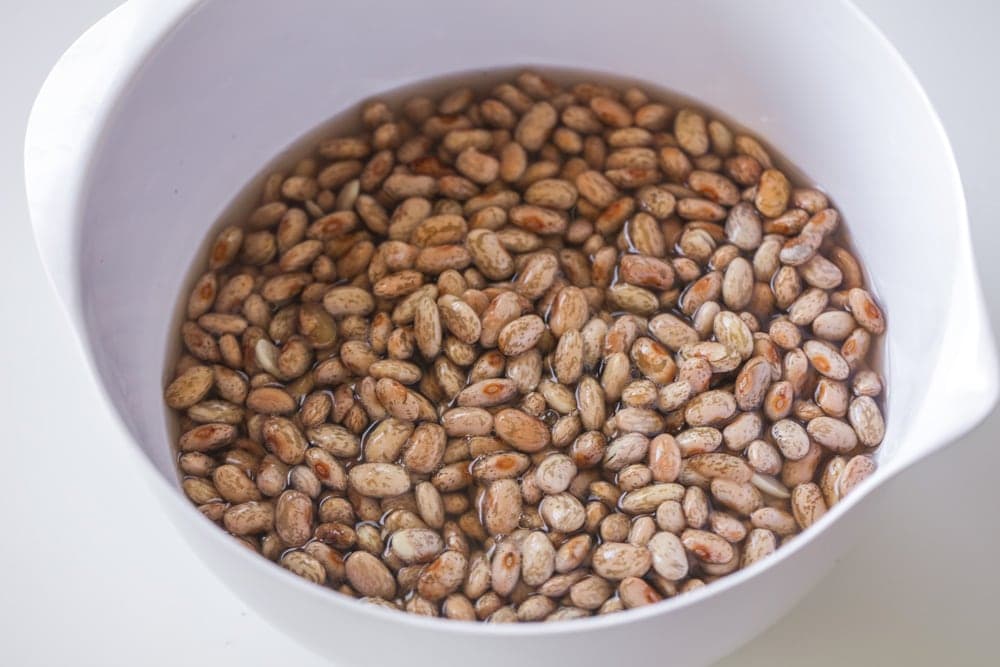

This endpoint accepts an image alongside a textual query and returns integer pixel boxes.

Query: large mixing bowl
[25,1,997,664]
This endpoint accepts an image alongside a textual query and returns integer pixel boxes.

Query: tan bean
[403,422,447,474]
[599,352,630,404]
[741,528,777,568]
[182,477,219,504]
[618,577,662,610]
[627,514,657,546]
[655,501,687,534]
[539,493,586,532]
[746,439,782,476]
[689,170,739,206]
[791,482,827,529]
[591,542,652,580]
[165,365,214,410]
[509,205,567,235]
[681,528,734,564]
[441,407,493,436]
[604,433,650,471]
[674,109,709,156]
[619,483,685,514]
[374,378,420,421]
[787,284,829,327]
[570,575,615,610]
[178,452,216,478]
[348,463,411,498]
[281,550,325,584]
[722,412,762,452]
[755,169,791,217]
[811,310,857,342]
[482,478,523,536]
[644,434,680,483]
[675,427,723,457]
[322,286,374,317]
[517,595,558,622]
[456,379,518,407]
[750,507,798,536]
[535,454,577,495]
[850,370,882,398]
[807,416,859,453]
[647,531,689,580]
[275,490,313,547]
[472,452,531,482]
[551,536,590,575]
[516,102,558,151]
[454,147,498,185]
[847,288,885,334]
[622,379,657,409]
[607,283,659,315]
[682,486,709,528]
[346,551,396,599]
[779,441,822,489]
[814,378,849,417]
[686,453,753,483]
[490,538,522,597]
[261,417,307,464]
[576,170,619,208]
[389,528,444,565]
[829,246,864,289]
[615,407,666,436]
[839,454,877,497]
[492,408,551,453]
[710,478,762,516]
[521,531,557,586]
[841,327,872,369]
[685,390,737,427]
[710,511,748,543]
[213,464,261,504]
[771,419,810,461]
[306,424,359,458]
[224,501,275,536]
[436,294,481,345]
[630,337,677,385]
[848,396,885,446]
[442,594,476,621]
[619,254,675,290]
[186,271,220,319]
[763,380,794,421]
[463,551,493,599]
[524,178,578,210]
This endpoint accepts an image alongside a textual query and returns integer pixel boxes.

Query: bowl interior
[77,0,954,509]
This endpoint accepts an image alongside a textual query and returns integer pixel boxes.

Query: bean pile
[165,71,886,622]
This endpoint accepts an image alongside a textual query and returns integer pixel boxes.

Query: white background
[2,1,997,664]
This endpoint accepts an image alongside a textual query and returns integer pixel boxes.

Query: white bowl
[24,0,998,665]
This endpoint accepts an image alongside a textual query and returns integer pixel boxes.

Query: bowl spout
[887,251,998,473]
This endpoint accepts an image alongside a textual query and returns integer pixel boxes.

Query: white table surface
[2,1,997,664]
